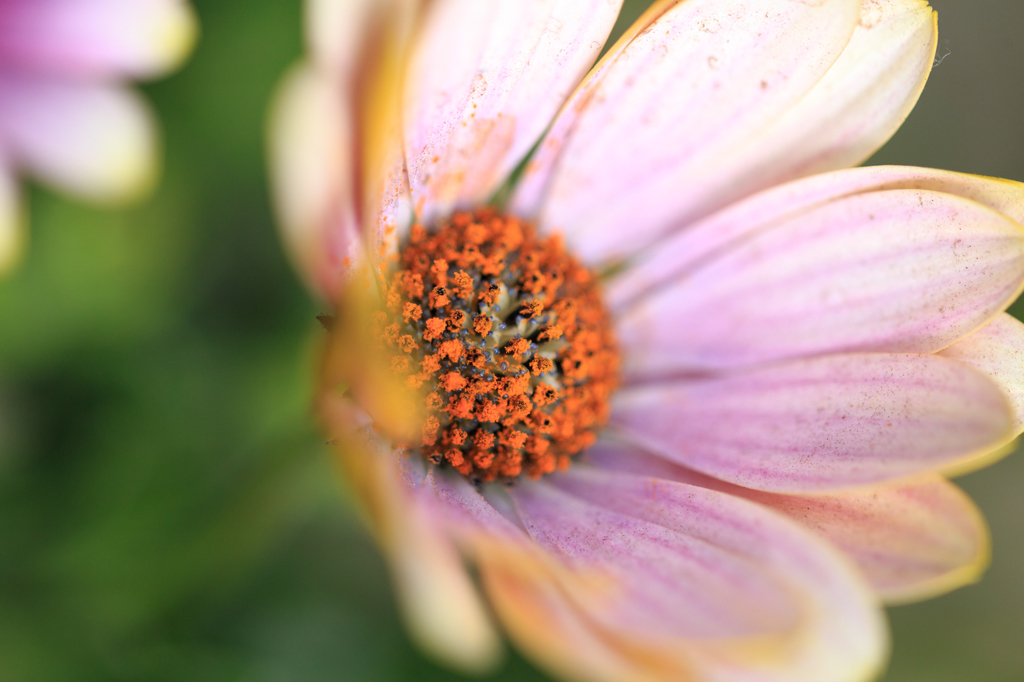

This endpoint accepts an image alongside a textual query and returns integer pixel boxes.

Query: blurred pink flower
[268,1,1024,681]
[0,0,198,272]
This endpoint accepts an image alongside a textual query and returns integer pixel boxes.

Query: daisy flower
[268,1,1024,680]
[0,0,198,273]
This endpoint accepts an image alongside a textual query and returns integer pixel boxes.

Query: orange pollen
[429,286,450,309]
[371,208,619,483]
[423,317,446,342]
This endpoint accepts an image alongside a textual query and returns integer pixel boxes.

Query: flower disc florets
[373,208,619,482]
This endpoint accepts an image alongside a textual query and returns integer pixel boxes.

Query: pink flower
[0,0,198,272]
[268,1,1024,680]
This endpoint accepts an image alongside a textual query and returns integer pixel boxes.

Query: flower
[0,0,198,273]
[268,1,1024,681]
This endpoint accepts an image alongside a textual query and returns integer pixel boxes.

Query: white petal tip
[408,619,505,676]
[17,88,163,206]
[266,62,359,297]
[70,104,160,205]
[145,2,201,77]
[394,533,505,673]
[394,544,505,676]
[266,63,330,238]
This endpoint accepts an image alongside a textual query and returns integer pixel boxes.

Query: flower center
[373,208,619,483]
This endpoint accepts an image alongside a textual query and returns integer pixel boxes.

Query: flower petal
[612,353,1014,493]
[753,476,989,606]
[586,442,990,605]
[318,395,503,674]
[273,1,420,295]
[267,64,360,298]
[0,75,159,204]
[609,166,1024,310]
[614,188,1024,374]
[511,0,865,264]
[482,556,696,682]
[419,455,887,680]
[940,313,1024,438]
[356,0,419,274]
[0,0,197,78]
[0,155,24,275]
[697,0,935,212]
[402,0,622,225]
[503,468,886,682]
[391,468,505,674]
[508,0,676,220]
[513,480,800,642]
[304,0,374,75]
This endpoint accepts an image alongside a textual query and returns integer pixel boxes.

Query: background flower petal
[0,155,24,274]
[267,64,360,298]
[402,0,623,225]
[0,76,159,203]
[510,0,863,264]
[0,0,197,79]
[585,443,991,606]
[501,468,886,682]
[612,353,1014,493]
[614,189,1024,374]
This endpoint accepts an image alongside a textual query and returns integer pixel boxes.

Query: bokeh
[0,1,1021,680]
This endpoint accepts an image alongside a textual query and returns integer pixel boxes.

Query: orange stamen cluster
[374,208,619,482]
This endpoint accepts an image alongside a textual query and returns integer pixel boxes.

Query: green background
[0,1,1021,680]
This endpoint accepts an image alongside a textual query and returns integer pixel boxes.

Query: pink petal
[502,468,886,682]
[0,0,196,79]
[388,467,504,673]
[614,188,1024,374]
[513,478,800,641]
[940,313,1024,438]
[511,0,866,264]
[508,0,674,220]
[0,75,158,203]
[609,166,1024,310]
[267,65,361,298]
[402,0,622,225]
[482,555,697,682]
[586,442,990,605]
[752,477,989,606]
[317,395,502,673]
[416,453,886,679]
[692,0,936,210]
[415,465,534,547]
[612,353,1014,493]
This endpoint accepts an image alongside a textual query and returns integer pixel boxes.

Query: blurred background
[0,0,1022,680]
